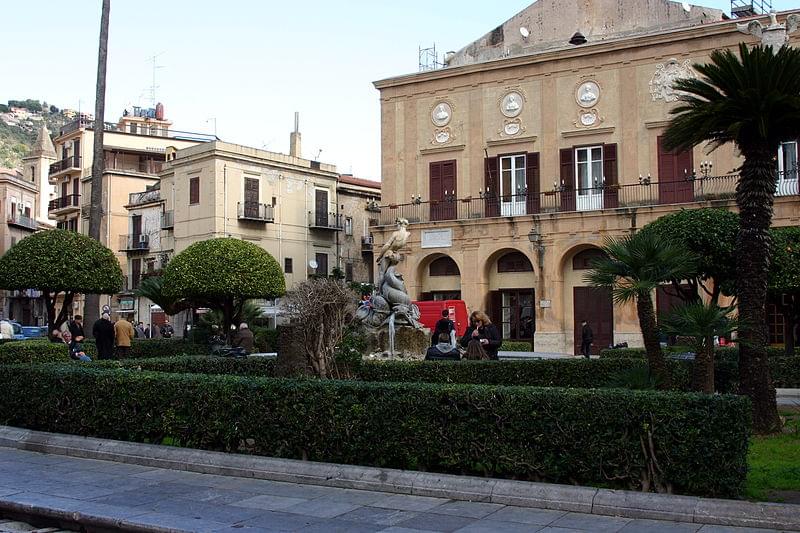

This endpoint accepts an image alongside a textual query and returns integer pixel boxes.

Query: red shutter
[189,177,200,205]
[442,160,456,220]
[559,148,575,212]
[429,161,457,221]
[485,157,500,217]
[674,145,695,203]
[603,143,619,208]
[526,152,540,214]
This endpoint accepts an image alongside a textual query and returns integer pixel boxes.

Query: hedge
[92,355,276,376]
[0,364,750,497]
[499,340,532,352]
[0,340,70,364]
[600,346,800,359]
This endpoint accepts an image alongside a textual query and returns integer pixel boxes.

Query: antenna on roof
[147,51,166,107]
[419,44,443,72]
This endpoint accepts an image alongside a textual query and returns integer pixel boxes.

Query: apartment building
[47,105,214,316]
[337,174,381,285]
[371,0,800,354]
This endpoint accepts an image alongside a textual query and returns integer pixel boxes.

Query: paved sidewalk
[0,448,790,533]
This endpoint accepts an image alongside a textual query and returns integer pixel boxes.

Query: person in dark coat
[425,333,460,360]
[232,322,255,354]
[92,313,115,360]
[68,315,85,341]
[160,318,175,338]
[580,319,594,359]
[431,309,455,347]
[459,310,502,360]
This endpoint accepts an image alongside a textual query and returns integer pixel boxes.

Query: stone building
[371,1,800,354]
[337,174,381,285]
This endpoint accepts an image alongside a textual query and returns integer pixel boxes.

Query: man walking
[92,313,115,360]
[160,318,175,339]
[580,319,593,359]
[114,315,135,359]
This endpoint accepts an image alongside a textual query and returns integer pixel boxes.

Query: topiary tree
[769,226,800,355]
[0,229,123,333]
[640,208,739,304]
[162,238,285,340]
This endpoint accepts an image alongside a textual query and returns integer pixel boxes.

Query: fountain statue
[356,218,428,358]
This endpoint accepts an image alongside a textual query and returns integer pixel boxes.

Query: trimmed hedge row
[92,356,276,376]
[499,341,532,352]
[0,339,209,364]
[0,364,750,497]
[600,346,799,359]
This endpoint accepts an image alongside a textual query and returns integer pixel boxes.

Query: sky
[3,0,799,181]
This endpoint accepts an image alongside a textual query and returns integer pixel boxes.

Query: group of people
[50,314,175,361]
[425,310,502,361]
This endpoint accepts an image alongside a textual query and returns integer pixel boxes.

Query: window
[189,177,200,205]
[29,165,35,182]
[572,248,606,270]
[575,146,604,211]
[777,141,799,196]
[497,251,533,273]
[284,257,293,274]
[429,256,459,277]
[129,123,137,134]
[23,204,31,218]
[345,262,353,282]
[345,217,353,236]
[499,155,526,216]
[315,253,328,276]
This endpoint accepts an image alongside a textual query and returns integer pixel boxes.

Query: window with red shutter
[189,177,200,205]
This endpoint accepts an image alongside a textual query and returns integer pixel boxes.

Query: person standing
[68,315,85,341]
[459,311,502,360]
[134,321,146,339]
[431,309,455,347]
[580,319,594,359]
[160,318,174,339]
[92,313,115,360]
[114,315,135,359]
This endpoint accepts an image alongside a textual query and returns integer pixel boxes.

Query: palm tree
[84,0,111,333]
[584,233,697,389]
[135,276,192,316]
[663,43,800,433]
[661,302,738,394]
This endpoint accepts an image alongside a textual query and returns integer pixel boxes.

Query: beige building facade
[372,1,800,354]
[337,175,381,285]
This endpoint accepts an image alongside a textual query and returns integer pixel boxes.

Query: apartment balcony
[119,234,150,253]
[308,211,343,231]
[48,155,81,178]
[361,235,374,253]
[161,210,174,229]
[369,174,752,227]
[7,212,38,231]
[48,194,81,215]
[238,202,275,223]
[128,190,161,206]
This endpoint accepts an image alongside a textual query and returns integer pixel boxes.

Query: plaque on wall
[421,228,453,249]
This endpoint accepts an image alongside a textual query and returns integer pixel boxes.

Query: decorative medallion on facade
[649,59,697,103]
[433,128,452,144]
[498,118,525,137]
[575,80,600,108]
[431,101,452,127]
[574,109,604,128]
[500,91,524,118]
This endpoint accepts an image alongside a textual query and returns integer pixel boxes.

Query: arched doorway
[565,247,613,355]
[487,250,536,342]
[419,255,461,301]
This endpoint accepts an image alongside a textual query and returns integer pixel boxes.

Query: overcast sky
[3,0,797,181]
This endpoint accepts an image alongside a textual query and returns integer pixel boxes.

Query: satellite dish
[309,260,318,269]
[681,2,691,13]
[519,26,530,38]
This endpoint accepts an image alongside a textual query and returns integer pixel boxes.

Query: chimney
[289,112,301,158]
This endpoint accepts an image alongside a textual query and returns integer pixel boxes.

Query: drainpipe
[223,163,227,237]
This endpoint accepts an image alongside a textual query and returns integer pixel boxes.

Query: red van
[413,300,469,337]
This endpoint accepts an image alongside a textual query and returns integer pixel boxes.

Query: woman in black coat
[92,313,115,360]
[459,310,502,360]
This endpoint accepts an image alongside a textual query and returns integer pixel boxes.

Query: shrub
[0,364,750,497]
[600,346,798,359]
[0,340,70,364]
[499,340,532,351]
[252,326,279,353]
[78,338,209,359]
[92,356,276,376]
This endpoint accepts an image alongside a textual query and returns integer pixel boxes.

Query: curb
[1,426,798,532]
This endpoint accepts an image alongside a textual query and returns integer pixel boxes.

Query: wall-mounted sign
[539,299,551,309]
[421,228,453,248]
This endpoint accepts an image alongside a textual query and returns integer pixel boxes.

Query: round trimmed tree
[163,238,285,339]
[0,229,124,332]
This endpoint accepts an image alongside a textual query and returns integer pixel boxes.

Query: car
[0,320,25,340]
[21,326,47,339]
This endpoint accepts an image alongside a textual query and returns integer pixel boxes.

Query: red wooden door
[657,136,694,204]
[573,287,613,355]
[429,160,456,221]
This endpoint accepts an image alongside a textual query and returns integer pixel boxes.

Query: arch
[482,246,538,283]
[556,242,605,279]
[416,252,462,300]
[429,256,460,276]
[497,251,534,273]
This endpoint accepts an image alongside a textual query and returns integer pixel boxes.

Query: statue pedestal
[363,325,430,360]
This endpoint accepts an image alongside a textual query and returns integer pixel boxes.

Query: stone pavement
[0,448,791,533]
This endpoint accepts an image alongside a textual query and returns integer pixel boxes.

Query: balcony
[58,117,217,142]
[48,194,81,215]
[309,211,343,231]
[48,155,81,177]
[128,190,161,206]
[361,235,374,253]
[7,212,38,231]
[238,202,275,223]
[369,174,747,226]
[119,234,150,253]
[161,210,174,229]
